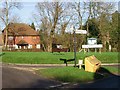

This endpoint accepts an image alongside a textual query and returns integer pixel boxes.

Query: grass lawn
[35,66,119,83]
[2,52,119,64]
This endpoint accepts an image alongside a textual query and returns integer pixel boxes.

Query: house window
[36,44,40,49]
[22,36,24,39]
[33,37,36,39]
[8,36,13,40]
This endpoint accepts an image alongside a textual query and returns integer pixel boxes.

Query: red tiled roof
[3,23,39,36]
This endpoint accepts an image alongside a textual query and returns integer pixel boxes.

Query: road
[78,75,120,88]
[2,64,120,89]
[2,66,61,88]
[58,75,120,89]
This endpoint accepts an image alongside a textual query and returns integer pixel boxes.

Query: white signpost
[82,44,103,48]
[75,30,87,34]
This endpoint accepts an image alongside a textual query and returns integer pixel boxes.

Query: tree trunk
[47,36,53,52]
[80,17,83,30]
[5,29,8,50]
[4,2,9,50]
[47,43,52,52]
[2,34,4,46]
[101,35,107,52]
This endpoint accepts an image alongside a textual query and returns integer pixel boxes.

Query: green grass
[2,52,119,64]
[35,66,119,83]
[102,66,120,74]
[35,67,102,83]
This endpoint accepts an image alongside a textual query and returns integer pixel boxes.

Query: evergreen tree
[30,22,36,30]
[84,18,99,38]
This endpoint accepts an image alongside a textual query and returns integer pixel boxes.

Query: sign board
[82,44,103,48]
[78,60,83,69]
[75,30,87,34]
[78,60,83,64]
[87,38,97,45]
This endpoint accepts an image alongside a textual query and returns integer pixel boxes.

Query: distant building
[52,38,69,52]
[2,23,40,50]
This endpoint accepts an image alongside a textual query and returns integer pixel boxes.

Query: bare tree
[10,14,21,23]
[70,1,87,30]
[35,2,71,52]
[0,0,22,49]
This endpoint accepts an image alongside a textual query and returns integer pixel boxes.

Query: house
[2,23,40,50]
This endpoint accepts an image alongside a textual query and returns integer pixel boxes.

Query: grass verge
[35,66,119,83]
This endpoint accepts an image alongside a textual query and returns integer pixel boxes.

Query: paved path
[2,66,62,88]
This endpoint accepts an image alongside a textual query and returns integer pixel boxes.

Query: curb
[2,63,120,67]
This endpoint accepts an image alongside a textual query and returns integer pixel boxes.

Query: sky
[0,0,119,30]
[15,2,37,24]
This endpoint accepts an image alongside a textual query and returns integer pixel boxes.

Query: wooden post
[99,48,101,54]
[84,48,86,54]
[95,48,97,53]
[78,60,83,69]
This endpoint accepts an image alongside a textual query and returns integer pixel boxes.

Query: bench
[60,58,75,66]
[52,48,69,53]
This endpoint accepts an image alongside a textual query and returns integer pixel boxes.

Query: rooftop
[3,23,39,36]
